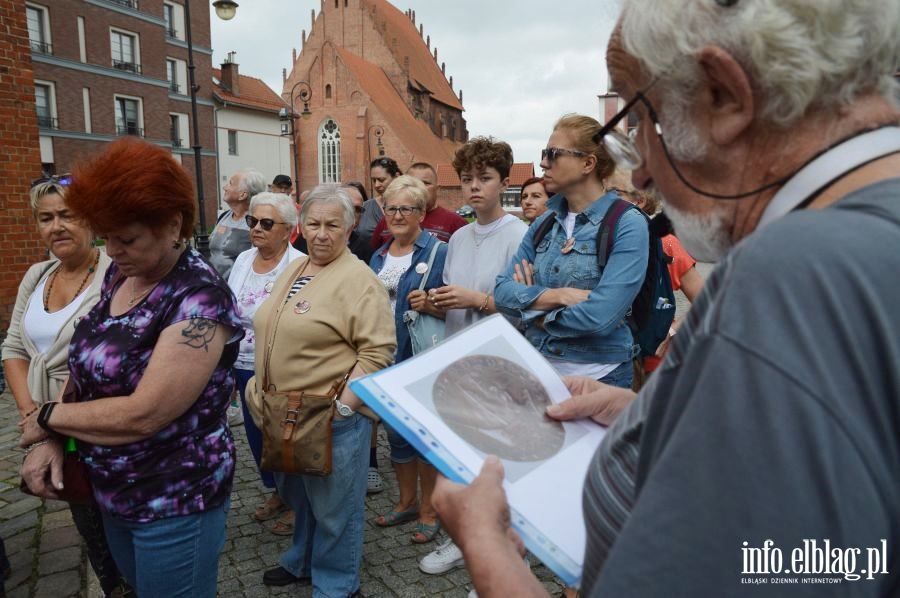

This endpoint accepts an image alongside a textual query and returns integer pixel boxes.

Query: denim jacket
[370,231,447,363]
[494,192,648,364]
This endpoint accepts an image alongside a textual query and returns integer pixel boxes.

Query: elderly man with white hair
[211,168,267,279]
[433,1,900,596]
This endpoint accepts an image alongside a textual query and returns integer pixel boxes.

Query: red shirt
[370,206,467,248]
[644,234,697,373]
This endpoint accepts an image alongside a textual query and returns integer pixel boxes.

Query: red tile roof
[363,0,463,111]
[212,68,288,114]
[335,46,459,166]
[436,163,536,187]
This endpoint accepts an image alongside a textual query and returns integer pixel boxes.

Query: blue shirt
[494,192,647,364]
[370,231,447,362]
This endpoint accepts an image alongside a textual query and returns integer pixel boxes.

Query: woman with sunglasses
[227,192,304,537]
[495,114,649,391]
[368,176,446,540]
[358,157,402,247]
[2,177,130,596]
[18,138,242,597]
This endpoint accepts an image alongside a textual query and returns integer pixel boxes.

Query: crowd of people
[5,0,900,596]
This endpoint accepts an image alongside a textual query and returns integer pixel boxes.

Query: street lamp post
[185,0,239,257]
[279,81,312,192]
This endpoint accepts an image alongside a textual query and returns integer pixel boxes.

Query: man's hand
[20,439,65,499]
[546,376,637,426]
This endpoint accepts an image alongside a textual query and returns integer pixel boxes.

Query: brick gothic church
[283,0,468,194]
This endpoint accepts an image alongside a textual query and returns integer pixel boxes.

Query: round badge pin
[264,281,274,293]
[415,262,428,275]
[294,299,311,314]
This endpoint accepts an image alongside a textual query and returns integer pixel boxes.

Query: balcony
[117,124,144,137]
[170,136,183,148]
[169,81,181,94]
[166,27,178,39]
[30,40,52,54]
[112,60,142,74]
[37,115,59,129]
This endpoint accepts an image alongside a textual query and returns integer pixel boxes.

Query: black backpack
[532,199,676,356]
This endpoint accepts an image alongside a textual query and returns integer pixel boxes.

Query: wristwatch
[334,398,355,417]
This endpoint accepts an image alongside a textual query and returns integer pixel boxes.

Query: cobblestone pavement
[0,393,564,597]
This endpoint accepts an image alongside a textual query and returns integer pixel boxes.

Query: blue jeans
[275,414,371,598]
[600,360,633,389]
[235,367,275,488]
[101,500,229,597]
[384,422,421,464]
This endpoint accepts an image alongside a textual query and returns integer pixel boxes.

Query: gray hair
[237,169,267,199]
[249,192,298,228]
[620,0,900,128]
[383,175,428,212]
[299,183,355,229]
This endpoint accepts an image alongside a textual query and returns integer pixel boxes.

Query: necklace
[128,277,156,306]
[43,249,99,311]
[472,216,508,247]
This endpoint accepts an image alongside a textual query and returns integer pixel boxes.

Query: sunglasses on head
[245,215,286,231]
[31,174,73,189]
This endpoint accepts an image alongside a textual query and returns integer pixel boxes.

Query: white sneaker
[227,402,243,426]
[366,467,384,494]
[419,538,464,574]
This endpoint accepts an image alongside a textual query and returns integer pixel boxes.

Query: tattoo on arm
[180,317,217,351]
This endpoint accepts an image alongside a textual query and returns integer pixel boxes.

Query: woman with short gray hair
[228,191,305,536]
[247,183,395,595]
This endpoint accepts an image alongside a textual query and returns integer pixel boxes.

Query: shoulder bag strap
[261,259,309,391]
[417,240,442,292]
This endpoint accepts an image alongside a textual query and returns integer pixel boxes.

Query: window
[325,84,332,100]
[108,0,137,8]
[318,119,342,183]
[110,29,140,73]
[626,110,638,136]
[166,59,180,93]
[227,130,238,155]
[163,3,176,37]
[34,82,57,129]
[169,114,181,147]
[26,4,51,54]
[501,188,520,209]
[115,96,142,136]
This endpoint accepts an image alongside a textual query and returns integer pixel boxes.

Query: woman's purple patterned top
[68,248,243,522]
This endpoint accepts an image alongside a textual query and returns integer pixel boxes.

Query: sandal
[374,506,419,527]
[253,494,288,522]
[269,510,295,536]
[410,521,441,544]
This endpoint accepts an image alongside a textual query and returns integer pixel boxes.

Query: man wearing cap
[433,0,900,596]
[271,174,293,195]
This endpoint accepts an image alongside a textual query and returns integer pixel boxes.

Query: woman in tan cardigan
[247,183,396,597]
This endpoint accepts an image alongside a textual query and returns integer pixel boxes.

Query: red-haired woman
[19,138,242,597]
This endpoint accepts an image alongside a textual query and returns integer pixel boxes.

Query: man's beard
[664,200,732,262]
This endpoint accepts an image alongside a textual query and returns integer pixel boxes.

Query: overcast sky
[209,1,621,170]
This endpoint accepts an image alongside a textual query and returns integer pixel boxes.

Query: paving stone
[37,525,81,553]
[34,571,81,598]
[39,509,73,532]
[36,545,80,576]
[0,511,38,538]
[0,497,41,520]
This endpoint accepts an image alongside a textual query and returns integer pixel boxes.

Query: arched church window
[318,118,342,183]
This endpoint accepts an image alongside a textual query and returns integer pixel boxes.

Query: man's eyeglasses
[31,174,73,189]
[385,205,420,217]
[541,147,589,163]
[245,215,287,231]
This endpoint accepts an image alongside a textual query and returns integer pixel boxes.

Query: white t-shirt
[23,276,89,354]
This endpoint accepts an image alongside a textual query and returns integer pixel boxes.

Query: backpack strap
[530,213,557,249]
[597,199,637,268]
[417,239,443,291]
[215,209,231,226]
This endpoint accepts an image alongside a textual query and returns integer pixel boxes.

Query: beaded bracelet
[23,438,51,455]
